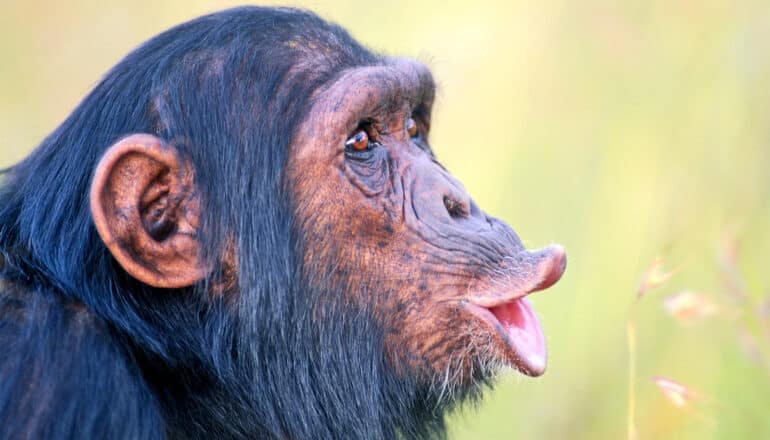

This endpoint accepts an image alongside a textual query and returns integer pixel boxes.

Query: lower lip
[464,297,547,377]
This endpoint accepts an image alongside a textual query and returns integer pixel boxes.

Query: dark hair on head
[0,7,464,439]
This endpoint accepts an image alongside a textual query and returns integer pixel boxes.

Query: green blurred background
[2,1,769,438]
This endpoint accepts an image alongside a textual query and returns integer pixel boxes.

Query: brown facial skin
[288,59,566,388]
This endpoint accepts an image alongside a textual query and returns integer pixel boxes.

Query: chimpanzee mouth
[462,245,566,377]
[463,297,547,376]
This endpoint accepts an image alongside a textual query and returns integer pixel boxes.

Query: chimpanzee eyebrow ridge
[309,60,435,134]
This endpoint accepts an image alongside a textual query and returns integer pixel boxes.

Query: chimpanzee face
[289,59,566,387]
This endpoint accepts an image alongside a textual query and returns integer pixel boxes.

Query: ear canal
[90,134,210,288]
[141,178,178,241]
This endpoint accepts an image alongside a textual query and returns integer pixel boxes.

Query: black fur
[0,7,465,439]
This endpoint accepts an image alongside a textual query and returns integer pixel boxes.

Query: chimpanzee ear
[90,134,209,288]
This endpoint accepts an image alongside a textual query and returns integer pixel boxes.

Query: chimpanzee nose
[411,157,480,224]
[439,178,476,220]
[442,193,471,219]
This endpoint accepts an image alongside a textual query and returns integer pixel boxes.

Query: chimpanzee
[0,6,566,439]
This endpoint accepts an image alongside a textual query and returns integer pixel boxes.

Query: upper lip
[466,244,567,308]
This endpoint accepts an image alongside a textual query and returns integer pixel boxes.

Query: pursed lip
[461,245,566,376]
[466,245,567,308]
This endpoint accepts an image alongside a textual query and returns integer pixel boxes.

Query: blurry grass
[2,1,770,439]
[628,233,770,439]
[628,257,680,440]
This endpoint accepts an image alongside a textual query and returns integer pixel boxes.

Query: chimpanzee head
[0,6,565,438]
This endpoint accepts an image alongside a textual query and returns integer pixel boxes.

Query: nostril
[443,195,469,219]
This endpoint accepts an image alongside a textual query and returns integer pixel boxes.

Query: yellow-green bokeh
[2,1,768,439]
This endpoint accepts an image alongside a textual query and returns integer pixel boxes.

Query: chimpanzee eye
[345,129,369,151]
[406,117,418,138]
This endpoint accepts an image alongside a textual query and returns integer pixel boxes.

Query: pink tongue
[488,297,547,376]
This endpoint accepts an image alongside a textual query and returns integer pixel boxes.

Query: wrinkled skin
[289,59,566,388]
